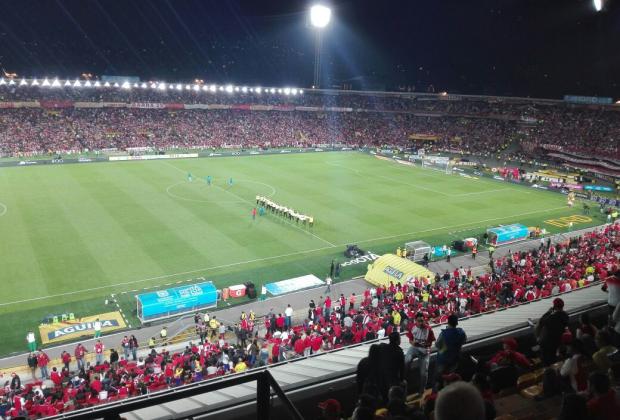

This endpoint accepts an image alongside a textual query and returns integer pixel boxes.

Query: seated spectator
[317,398,342,420]
[587,372,620,420]
[487,337,532,370]
[435,381,486,420]
[559,339,589,393]
[592,330,618,372]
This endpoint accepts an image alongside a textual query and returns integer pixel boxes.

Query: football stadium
[0,1,619,419]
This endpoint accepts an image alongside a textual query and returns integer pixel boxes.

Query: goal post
[421,156,452,174]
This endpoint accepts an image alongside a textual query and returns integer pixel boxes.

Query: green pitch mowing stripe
[0,151,605,355]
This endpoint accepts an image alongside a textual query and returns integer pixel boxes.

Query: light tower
[310,4,332,89]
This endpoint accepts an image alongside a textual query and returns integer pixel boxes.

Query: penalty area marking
[0,202,6,217]
[0,204,571,307]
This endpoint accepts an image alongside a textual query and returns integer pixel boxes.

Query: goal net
[421,156,452,174]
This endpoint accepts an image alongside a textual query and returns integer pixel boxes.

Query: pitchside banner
[38,311,126,345]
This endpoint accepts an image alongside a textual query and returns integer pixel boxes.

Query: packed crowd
[2,224,617,418]
[1,85,619,160]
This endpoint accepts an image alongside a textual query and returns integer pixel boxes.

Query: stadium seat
[52,315,59,324]
[69,313,75,320]
[61,313,68,322]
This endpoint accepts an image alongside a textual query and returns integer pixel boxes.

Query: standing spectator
[160,326,168,345]
[349,293,357,310]
[26,330,36,353]
[61,350,71,370]
[10,372,21,392]
[26,353,37,381]
[284,304,293,329]
[325,276,332,293]
[109,348,119,369]
[129,335,139,361]
[378,332,405,402]
[94,339,105,365]
[435,314,467,390]
[405,312,436,394]
[74,343,88,370]
[535,298,569,365]
[37,349,50,380]
[121,335,130,360]
[93,317,102,338]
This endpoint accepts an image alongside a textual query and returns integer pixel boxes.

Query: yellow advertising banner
[38,311,126,345]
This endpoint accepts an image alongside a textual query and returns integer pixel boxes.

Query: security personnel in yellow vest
[249,310,256,322]
[148,337,156,349]
[159,326,168,345]
[209,316,219,339]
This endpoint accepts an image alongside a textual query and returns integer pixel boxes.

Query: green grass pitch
[0,151,605,355]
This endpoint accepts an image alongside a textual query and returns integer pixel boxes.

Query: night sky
[0,0,618,99]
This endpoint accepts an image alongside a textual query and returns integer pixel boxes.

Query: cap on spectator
[553,298,564,309]
[502,337,518,351]
[318,398,341,414]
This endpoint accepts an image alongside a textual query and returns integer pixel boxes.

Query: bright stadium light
[84,80,92,87]
[225,85,233,93]
[8,79,15,86]
[93,81,101,87]
[234,86,240,92]
[133,83,139,88]
[176,84,182,90]
[158,82,167,90]
[219,86,224,91]
[52,78,61,87]
[42,78,51,87]
[284,87,291,95]
[64,80,71,87]
[19,78,27,86]
[202,85,209,91]
[241,86,248,93]
[104,81,110,87]
[292,88,298,95]
[121,81,131,89]
[193,84,200,91]
[270,88,276,94]
[255,87,262,94]
[113,82,119,88]
[594,0,603,12]
[73,80,82,87]
[209,84,216,92]
[31,79,40,86]
[185,84,191,90]
[0,78,5,86]
[310,4,331,28]
[141,82,148,89]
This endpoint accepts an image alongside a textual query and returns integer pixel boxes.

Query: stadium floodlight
[64,80,71,87]
[284,87,291,95]
[73,80,82,87]
[277,88,283,94]
[84,80,92,87]
[291,88,298,95]
[185,84,191,90]
[121,81,131,89]
[193,84,200,91]
[113,82,119,88]
[594,0,603,11]
[225,85,233,93]
[209,84,217,92]
[93,81,101,87]
[8,79,15,85]
[0,78,5,86]
[255,87,262,94]
[141,82,148,89]
[270,88,276,94]
[158,82,167,90]
[241,86,248,93]
[175,84,182,91]
[103,81,110,87]
[310,4,331,28]
[31,79,40,86]
[52,78,61,87]
[202,85,208,91]
[234,86,240,92]
[219,86,224,91]
[19,78,28,86]
[42,78,51,87]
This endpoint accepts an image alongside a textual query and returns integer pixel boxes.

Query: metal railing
[48,369,303,420]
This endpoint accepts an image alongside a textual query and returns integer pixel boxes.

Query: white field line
[0,202,7,216]
[452,188,514,197]
[0,204,572,307]
[162,161,336,247]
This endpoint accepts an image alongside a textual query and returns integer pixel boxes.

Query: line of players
[256,195,314,226]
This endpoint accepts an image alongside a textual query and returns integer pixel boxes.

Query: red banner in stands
[164,103,184,110]
[39,100,74,109]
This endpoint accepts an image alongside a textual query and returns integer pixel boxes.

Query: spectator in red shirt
[487,337,532,370]
[587,372,620,420]
[75,343,87,370]
[37,350,50,380]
